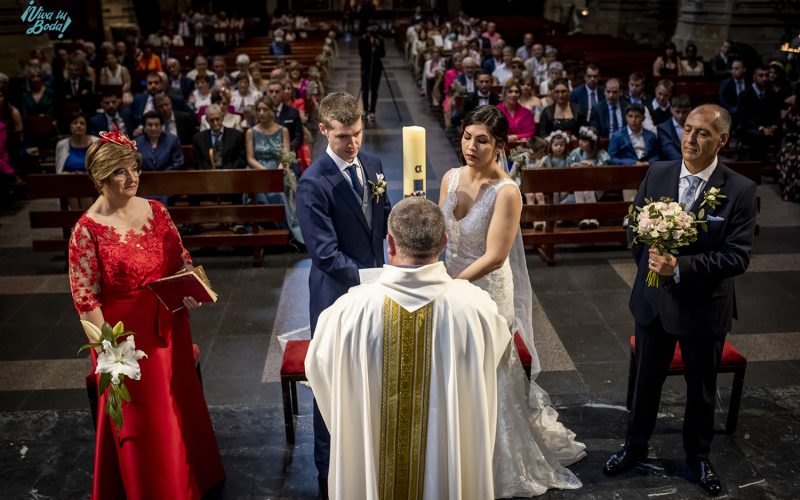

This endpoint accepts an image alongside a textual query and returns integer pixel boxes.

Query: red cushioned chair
[86,343,202,429]
[280,339,310,444]
[627,336,747,434]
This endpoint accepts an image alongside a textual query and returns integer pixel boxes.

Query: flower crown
[98,124,137,152]
[544,129,570,143]
[578,126,598,142]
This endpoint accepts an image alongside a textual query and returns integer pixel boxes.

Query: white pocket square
[706,215,725,222]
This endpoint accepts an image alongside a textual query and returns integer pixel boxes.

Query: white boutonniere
[368,173,387,204]
[700,187,726,211]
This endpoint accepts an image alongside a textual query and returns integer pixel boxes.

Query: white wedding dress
[443,167,585,498]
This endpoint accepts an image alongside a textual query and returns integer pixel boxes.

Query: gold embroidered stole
[378,296,434,500]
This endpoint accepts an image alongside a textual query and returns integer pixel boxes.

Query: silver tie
[681,175,701,207]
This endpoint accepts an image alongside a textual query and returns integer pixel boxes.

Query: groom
[296,91,392,499]
[603,104,757,496]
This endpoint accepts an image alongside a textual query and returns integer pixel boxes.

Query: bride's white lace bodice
[443,167,518,325]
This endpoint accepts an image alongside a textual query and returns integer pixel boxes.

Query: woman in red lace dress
[68,131,225,499]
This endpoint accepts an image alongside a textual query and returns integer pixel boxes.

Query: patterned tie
[346,164,364,200]
[681,175,701,207]
[114,115,126,135]
[588,91,597,119]
[610,105,619,135]
[212,132,222,167]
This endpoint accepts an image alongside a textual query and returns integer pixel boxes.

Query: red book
[147,266,218,312]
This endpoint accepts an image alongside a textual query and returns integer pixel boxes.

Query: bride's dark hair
[462,105,509,148]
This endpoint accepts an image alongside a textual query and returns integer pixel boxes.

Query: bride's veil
[510,229,540,378]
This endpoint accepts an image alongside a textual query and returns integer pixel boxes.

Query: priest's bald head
[387,197,448,266]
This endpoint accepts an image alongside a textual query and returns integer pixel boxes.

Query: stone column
[100,0,137,42]
[672,0,800,61]
[576,0,679,46]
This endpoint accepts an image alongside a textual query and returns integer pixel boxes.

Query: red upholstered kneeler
[514,332,533,380]
[626,336,747,434]
[278,335,534,444]
[86,343,202,429]
[281,339,310,444]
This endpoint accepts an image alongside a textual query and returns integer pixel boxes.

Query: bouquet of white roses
[625,197,708,287]
[279,148,299,198]
[79,321,147,439]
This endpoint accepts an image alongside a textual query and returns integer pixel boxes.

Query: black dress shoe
[688,459,722,496]
[602,446,648,475]
[318,476,329,500]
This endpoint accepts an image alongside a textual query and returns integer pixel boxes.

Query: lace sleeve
[68,220,103,314]
[152,200,192,268]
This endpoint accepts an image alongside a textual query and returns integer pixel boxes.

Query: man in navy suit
[296,92,391,500]
[590,77,628,139]
[571,63,604,122]
[657,94,692,161]
[736,65,781,160]
[647,79,675,127]
[165,58,196,101]
[155,94,197,145]
[266,80,304,152]
[457,56,479,94]
[482,41,504,75]
[89,92,136,137]
[609,103,659,166]
[718,59,747,117]
[57,57,94,115]
[603,105,757,497]
[131,72,190,129]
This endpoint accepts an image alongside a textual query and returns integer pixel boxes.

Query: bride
[438,105,586,497]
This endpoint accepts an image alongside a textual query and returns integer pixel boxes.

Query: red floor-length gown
[68,199,225,500]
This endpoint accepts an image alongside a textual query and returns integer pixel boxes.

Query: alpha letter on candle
[402,126,426,196]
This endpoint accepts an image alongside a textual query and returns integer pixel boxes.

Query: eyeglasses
[512,64,523,69]
[111,166,143,178]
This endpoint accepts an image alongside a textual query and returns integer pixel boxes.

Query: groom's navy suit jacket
[296,150,391,333]
[628,160,757,337]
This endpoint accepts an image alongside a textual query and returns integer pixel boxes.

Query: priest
[305,196,511,500]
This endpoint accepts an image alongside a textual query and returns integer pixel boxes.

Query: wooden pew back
[27,170,290,265]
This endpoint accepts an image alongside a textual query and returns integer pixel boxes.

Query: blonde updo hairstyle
[85,140,143,194]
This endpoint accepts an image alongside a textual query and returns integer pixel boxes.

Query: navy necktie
[346,164,364,200]
[610,105,619,135]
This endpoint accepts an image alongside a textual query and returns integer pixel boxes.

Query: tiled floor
[1,39,799,499]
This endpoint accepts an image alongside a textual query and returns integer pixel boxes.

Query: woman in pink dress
[497,79,536,143]
[0,89,23,178]
[442,52,464,120]
[68,130,225,499]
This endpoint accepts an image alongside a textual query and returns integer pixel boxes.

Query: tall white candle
[402,126,426,196]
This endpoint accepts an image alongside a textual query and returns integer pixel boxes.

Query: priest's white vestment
[305,262,511,500]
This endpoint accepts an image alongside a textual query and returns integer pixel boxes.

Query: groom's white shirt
[306,262,510,500]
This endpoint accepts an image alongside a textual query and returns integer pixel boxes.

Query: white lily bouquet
[79,321,147,437]
[625,197,708,287]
